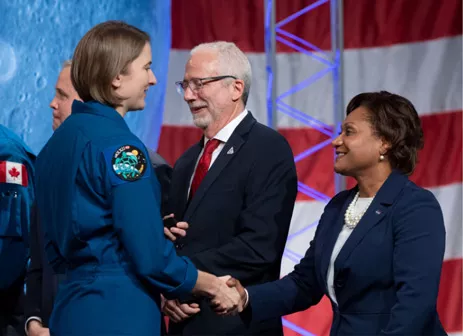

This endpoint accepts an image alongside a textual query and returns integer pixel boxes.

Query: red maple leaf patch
[8,167,20,179]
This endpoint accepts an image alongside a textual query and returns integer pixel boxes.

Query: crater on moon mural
[0,0,170,153]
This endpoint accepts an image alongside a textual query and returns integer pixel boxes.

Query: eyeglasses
[175,75,237,95]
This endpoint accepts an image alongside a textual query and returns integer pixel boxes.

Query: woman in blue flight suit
[0,124,35,335]
[35,21,238,336]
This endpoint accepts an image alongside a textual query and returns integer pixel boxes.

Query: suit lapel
[183,134,245,221]
[333,198,388,271]
[175,143,202,218]
[320,190,356,287]
[333,171,408,271]
[183,113,256,221]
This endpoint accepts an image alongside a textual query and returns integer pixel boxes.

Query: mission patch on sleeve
[111,145,147,181]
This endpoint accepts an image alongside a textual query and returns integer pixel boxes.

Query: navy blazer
[247,171,447,335]
[167,113,298,335]
[25,148,172,328]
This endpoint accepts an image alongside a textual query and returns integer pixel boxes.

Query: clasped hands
[161,215,247,322]
[162,276,247,323]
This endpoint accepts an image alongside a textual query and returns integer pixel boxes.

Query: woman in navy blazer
[226,91,447,335]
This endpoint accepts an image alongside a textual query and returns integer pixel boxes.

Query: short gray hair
[191,41,252,105]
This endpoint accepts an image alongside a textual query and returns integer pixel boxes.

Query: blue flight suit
[0,124,35,334]
[35,101,198,336]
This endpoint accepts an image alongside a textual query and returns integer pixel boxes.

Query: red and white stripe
[161,0,462,334]
[0,161,28,187]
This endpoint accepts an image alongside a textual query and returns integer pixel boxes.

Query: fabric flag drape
[159,0,462,335]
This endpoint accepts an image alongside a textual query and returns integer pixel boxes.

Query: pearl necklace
[344,192,374,229]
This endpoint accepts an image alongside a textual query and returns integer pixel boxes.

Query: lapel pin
[375,210,382,215]
[227,147,234,155]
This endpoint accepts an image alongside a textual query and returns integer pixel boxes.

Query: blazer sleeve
[24,203,43,320]
[243,199,331,322]
[189,138,298,282]
[381,189,446,335]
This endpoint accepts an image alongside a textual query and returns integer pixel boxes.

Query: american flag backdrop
[157,0,463,335]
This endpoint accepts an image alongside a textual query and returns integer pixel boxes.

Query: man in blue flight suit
[0,124,35,336]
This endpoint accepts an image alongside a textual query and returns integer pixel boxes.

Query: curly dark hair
[346,91,424,175]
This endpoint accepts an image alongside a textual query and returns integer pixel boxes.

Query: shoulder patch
[111,145,148,181]
[0,161,28,186]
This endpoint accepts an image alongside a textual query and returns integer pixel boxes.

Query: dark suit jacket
[246,171,447,335]
[148,150,173,217]
[167,113,298,335]
[24,204,56,327]
[24,150,172,328]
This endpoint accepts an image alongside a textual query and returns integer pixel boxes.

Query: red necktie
[189,139,221,199]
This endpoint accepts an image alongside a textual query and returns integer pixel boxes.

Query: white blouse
[326,196,374,305]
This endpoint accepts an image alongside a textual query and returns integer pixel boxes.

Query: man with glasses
[163,41,298,335]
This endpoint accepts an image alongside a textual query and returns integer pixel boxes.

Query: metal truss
[264,0,345,334]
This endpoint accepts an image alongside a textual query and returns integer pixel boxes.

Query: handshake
[162,272,248,323]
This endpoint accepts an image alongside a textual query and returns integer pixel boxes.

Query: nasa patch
[111,145,147,181]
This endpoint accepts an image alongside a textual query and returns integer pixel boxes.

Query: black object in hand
[164,216,178,229]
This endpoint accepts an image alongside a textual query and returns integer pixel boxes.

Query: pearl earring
[379,155,385,161]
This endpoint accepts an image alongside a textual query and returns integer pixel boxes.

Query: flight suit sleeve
[0,141,35,290]
[101,142,197,300]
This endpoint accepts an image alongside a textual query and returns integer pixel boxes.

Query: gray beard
[193,119,209,129]
[192,112,214,129]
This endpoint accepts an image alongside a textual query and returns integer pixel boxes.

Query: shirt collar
[204,109,248,145]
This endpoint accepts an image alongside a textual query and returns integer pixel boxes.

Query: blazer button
[335,279,344,288]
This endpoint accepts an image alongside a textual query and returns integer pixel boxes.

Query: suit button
[335,269,349,288]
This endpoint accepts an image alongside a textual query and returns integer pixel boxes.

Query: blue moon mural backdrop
[0,0,171,153]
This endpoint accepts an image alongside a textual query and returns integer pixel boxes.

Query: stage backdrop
[0,0,170,153]
[158,0,463,335]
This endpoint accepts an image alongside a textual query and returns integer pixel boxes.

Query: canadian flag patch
[0,161,28,186]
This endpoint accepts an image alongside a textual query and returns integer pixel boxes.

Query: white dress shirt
[326,196,374,305]
[187,109,248,197]
[25,316,43,335]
